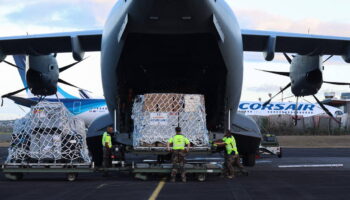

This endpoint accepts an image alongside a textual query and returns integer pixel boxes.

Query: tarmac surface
[1,147,350,200]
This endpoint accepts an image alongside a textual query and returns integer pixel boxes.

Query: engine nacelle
[290,55,323,96]
[263,36,276,61]
[0,49,6,62]
[342,44,350,63]
[26,55,59,96]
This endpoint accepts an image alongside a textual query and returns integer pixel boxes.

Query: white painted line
[97,183,107,189]
[256,160,273,164]
[278,164,343,168]
[190,157,223,160]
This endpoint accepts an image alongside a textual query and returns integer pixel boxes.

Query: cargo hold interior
[116,33,227,133]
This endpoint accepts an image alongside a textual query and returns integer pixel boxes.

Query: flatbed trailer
[132,162,223,181]
[1,160,224,182]
[1,163,95,181]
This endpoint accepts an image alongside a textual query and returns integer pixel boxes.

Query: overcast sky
[1,0,350,119]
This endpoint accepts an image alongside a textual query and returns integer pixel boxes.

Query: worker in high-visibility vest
[167,127,190,183]
[215,130,246,178]
[102,126,114,168]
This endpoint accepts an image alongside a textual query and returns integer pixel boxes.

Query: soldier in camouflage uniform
[167,127,190,182]
[215,131,246,178]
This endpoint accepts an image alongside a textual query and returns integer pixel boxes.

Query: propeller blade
[58,79,90,92]
[283,53,292,64]
[263,82,292,106]
[2,60,24,70]
[256,69,290,77]
[278,95,294,102]
[312,95,340,124]
[58,79,81,89]
[323,81,350,86]
[323,55,333,64]
[294,97,299,126]
[1,87,28,106]
[59,61,81,73]
[59,56,89,73]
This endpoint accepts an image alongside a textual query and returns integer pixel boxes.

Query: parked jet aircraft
[2,0,350,165]
[238,101,343,117]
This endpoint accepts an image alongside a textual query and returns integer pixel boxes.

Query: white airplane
[238,101,343,117]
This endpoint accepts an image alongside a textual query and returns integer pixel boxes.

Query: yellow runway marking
[148,177,167,200]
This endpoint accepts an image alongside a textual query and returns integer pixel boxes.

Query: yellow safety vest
[222,136,239,155]
[102,132,112,148]
[168,135,190,150]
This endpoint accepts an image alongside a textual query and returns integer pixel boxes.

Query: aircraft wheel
[242,154,256,167]
[67,173,78,182]
[4,173,24,181]
[197,173,206,182]
[277,149,282,158]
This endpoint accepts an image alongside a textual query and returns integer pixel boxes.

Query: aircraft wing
[1,29,350,58]
[0,30,102,55]
[242,29,350,57]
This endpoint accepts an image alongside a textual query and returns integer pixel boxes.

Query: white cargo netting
[6,101,91,164]
[132,94,209,147]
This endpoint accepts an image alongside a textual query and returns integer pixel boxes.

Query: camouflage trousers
[224,154,244,177]
[103,147,112,168]
[171,150,187,179]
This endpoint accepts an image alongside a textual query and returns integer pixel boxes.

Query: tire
[277,148,282,158]
[242,153,256,167]
[197,173,206,182]
[67,173,77,182]
[4,173,23,181]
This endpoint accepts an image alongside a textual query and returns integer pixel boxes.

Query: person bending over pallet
[215,130,247,179]
[167,127,190,183]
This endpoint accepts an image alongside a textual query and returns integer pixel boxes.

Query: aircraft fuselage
[101,0,244,134]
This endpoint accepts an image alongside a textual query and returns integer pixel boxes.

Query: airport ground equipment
[1,158,225,182]
[2,163,94,181]
[259,134,282,158]
[132,161,223,182]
